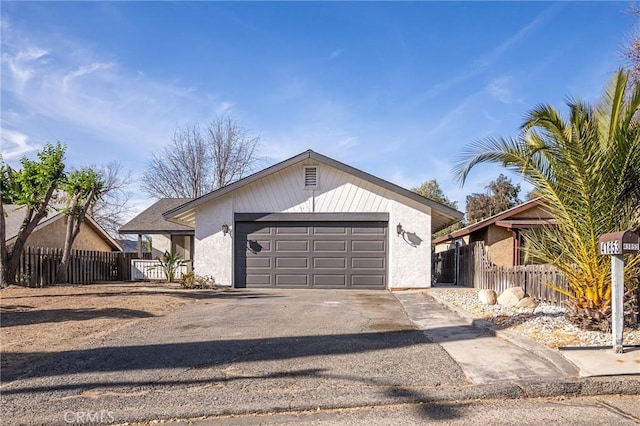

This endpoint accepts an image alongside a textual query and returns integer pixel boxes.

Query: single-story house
[4,204,122,252]
[432,198,555,266]
[153,149,462,290]
[118,198,194,260]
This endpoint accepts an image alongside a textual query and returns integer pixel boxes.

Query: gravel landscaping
[428,287,640,349]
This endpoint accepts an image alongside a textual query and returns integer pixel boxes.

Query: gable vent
[304,166,318,188]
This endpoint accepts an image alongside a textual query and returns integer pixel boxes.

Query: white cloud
[0,128,40,160]
[330,48,343,59]
[0,19,230,169]
[486,76,514,104]
[423,4,561,100]
[337,135,358,149]
[423,91,481,141]
[2,46,49,92]
[62,62,114,92]
[215,101,234,115]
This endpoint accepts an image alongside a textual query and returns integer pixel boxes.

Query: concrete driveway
[1,289,468,424]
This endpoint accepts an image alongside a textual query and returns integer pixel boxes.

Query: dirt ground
[0,282,216,380]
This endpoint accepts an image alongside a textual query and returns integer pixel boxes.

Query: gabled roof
[432,198,549,244]
[4,204,123,251]
[119,198,194,235]
[163,150,464,232]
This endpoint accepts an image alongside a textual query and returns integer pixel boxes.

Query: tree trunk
[56,211,76,283]
[57,190,95,283]
[0,201,7,287]
[5,188,57,285]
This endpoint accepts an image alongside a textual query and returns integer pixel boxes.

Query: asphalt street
[167,395,640,425]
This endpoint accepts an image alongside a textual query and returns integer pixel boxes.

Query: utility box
[598,229,640,255]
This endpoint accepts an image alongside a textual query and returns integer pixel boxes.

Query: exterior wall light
[396,223,404,236]
[221,224,230,236]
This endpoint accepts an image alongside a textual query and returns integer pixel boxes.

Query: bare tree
[208,116,260,188]
[141,124,210,198]
[90,162,133,237]
[141,117,260,199]
[623,4,640,83]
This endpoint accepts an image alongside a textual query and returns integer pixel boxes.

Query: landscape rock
[497,286,525,307]
[478,289,498,305]
[516,296,538,309]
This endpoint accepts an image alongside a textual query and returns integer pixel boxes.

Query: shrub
[182,271,216,289]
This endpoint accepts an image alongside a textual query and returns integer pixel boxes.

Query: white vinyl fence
[131,259,189,281]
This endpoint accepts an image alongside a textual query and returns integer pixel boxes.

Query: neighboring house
[158,149,462,290]
[432,198,555,267]
[119,198,194,260]
[4,204,122,252]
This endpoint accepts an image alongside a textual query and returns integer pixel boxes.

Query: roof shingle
[119,198,194,234]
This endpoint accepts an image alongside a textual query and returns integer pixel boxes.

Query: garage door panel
[276,274,308,285]
[276,257,308,268]
[314,240,347,252]
[351,240,385,252]
[276,240,309,251]
[236,221,387,289]
[276,226,309,235]
[247,240,270,253]
[314,257,347,269]
[246,274,271,285]
[351,275,385,287]
[351,226,386,235]
[352,258,385,269]
[313,226,348,235]
[313,275,347,286]
[246,257,271,268]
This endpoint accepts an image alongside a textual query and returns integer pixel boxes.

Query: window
[304,166,318,188]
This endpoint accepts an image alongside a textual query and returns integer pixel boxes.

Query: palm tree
[453,69,640,331]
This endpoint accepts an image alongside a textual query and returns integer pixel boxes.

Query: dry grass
[0,282,213,379]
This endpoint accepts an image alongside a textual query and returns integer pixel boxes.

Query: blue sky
[1,1,635,218]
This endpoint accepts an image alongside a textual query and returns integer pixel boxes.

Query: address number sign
[598,229,640,256]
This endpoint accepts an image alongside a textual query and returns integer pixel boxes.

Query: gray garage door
[235,221,387,289]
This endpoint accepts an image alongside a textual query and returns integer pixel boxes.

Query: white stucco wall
[192,162,435,289]
[193,197,234,284]
[387,199,432,288]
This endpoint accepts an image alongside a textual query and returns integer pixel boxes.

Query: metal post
[611,254,625,354]
[137,234,143,258]
[454,241,459,286]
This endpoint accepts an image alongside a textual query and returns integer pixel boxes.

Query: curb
[424,289,581,377]
[130,377,640,424]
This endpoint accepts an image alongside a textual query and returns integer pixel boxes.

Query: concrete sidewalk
[396,290,640,382]
[394,291,578,384]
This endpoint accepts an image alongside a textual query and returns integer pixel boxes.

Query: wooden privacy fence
[433,241,570,305]
[15,247,143,287]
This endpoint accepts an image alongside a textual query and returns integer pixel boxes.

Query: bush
[182,271,216,289]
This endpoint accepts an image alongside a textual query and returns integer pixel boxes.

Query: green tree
[0,143,66,286]
[411,179,464,237]
[465,174,521,223]
[453,70,640,330]
[412,179,458,209]
[57,167,106,283]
